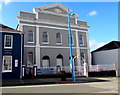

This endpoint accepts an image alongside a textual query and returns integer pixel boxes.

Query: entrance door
[57,58,62,71]
[42,60,49,68]
[27,52,34,67]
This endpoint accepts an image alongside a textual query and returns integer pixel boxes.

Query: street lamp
[68,9,76,82]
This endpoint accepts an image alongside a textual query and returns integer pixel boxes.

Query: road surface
[1,77,119,94]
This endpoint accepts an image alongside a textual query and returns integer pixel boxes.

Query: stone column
[75,30,81,76]
[86,32,91,66]
[35,26,41,68]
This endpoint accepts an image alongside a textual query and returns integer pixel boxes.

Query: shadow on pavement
[2,77,110,87]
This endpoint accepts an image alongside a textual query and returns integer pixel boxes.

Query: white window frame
[79,35,84,46]
[27,30,34,43]
[2,56,12,73]
[56,33,62,45]
[4,35,13,49]
[27,52,34,67]
[42,59,49,68]
[42,32,49,44]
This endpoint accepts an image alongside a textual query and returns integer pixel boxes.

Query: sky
[0,1,118,51]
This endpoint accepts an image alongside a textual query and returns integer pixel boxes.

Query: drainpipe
[20,26,23,79]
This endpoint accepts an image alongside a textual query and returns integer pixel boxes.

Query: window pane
[28,30,33,42]
[3,56,12,72]
[56,33,61,43]
[5,35,12,48]
[43,32,48,42]
[79,35,84,45]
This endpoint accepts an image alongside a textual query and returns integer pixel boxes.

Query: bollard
[31,67,34,79]
[22,65,25,78]
[34,65,37,78]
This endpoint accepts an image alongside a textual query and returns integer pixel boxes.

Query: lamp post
[68,9,76,82]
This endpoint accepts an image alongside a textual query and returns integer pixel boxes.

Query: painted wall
[44,6,68,14]
[0,32,2,80]
[38,13,75,24]
[20,11,36,19]
[92,49,118,65]
[23,47,35,65]
[78,32,88,47]
[18,5,90,68]
[2,32,23,79]
[23,25,36,45]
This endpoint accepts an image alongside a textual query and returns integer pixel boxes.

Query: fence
[89,64,117,72]
[36,64,118,76]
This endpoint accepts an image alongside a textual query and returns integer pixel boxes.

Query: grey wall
[80,49,88,63]
[78,32,87,47]
[118,49,120,76]
[38,13,75,24]
[24,47,36,65]
[20,11,36,19]
[92,49,118,65]
[44,6,67,14]
[19,7,89,68]
[23,25,36,45]
[40,48,77,67]
[77,21,87,26]
[39,27,76,47]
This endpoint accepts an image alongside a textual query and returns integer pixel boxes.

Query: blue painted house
[0,24,24,79]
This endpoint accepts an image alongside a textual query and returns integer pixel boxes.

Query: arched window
[27,52,34,67]
[42,55,50,68]
[56,54,63,71]
[79,35,84,46]
[43,32,48,43]
[56,33,62,44]
[28,30,34,43]
[56,54,63,59]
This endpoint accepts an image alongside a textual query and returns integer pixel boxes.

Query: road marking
[2,83,85,89]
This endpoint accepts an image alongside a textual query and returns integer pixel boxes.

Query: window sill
[69,44,74,46]
[2,70,12,73]
[56,43,62,45]
[42,42,49,44]
[27,42,34,44]
[4,47,12,49]
[79,44,84,46]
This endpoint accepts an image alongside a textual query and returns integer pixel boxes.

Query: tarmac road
[1,77,119,94]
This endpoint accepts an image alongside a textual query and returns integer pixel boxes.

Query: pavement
[2,77,110,86]
[1,77,119,94]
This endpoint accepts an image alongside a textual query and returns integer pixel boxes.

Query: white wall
[92,49,118,65]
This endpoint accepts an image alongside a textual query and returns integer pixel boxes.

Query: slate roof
[92,41,120,53]
[0,24,19,32]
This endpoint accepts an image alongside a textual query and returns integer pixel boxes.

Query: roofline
[91,41,120,53]
[0,31,24,34]
[19,11,36,15]
[34,3,61,10]
[34,2,79,18]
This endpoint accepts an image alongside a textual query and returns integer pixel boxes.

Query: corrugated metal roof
[92,41,120,53]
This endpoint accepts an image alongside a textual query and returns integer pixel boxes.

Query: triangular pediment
[34,3,79,17]
[43,6,68,15]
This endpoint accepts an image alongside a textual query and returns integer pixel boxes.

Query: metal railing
[89,64,117,72]
[23,64,118,77]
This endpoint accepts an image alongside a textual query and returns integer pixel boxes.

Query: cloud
[88,11,97,16]
[0,4,1,10]
[89,40,106,51]
[0,1,2,9]
[3,0,11,5]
